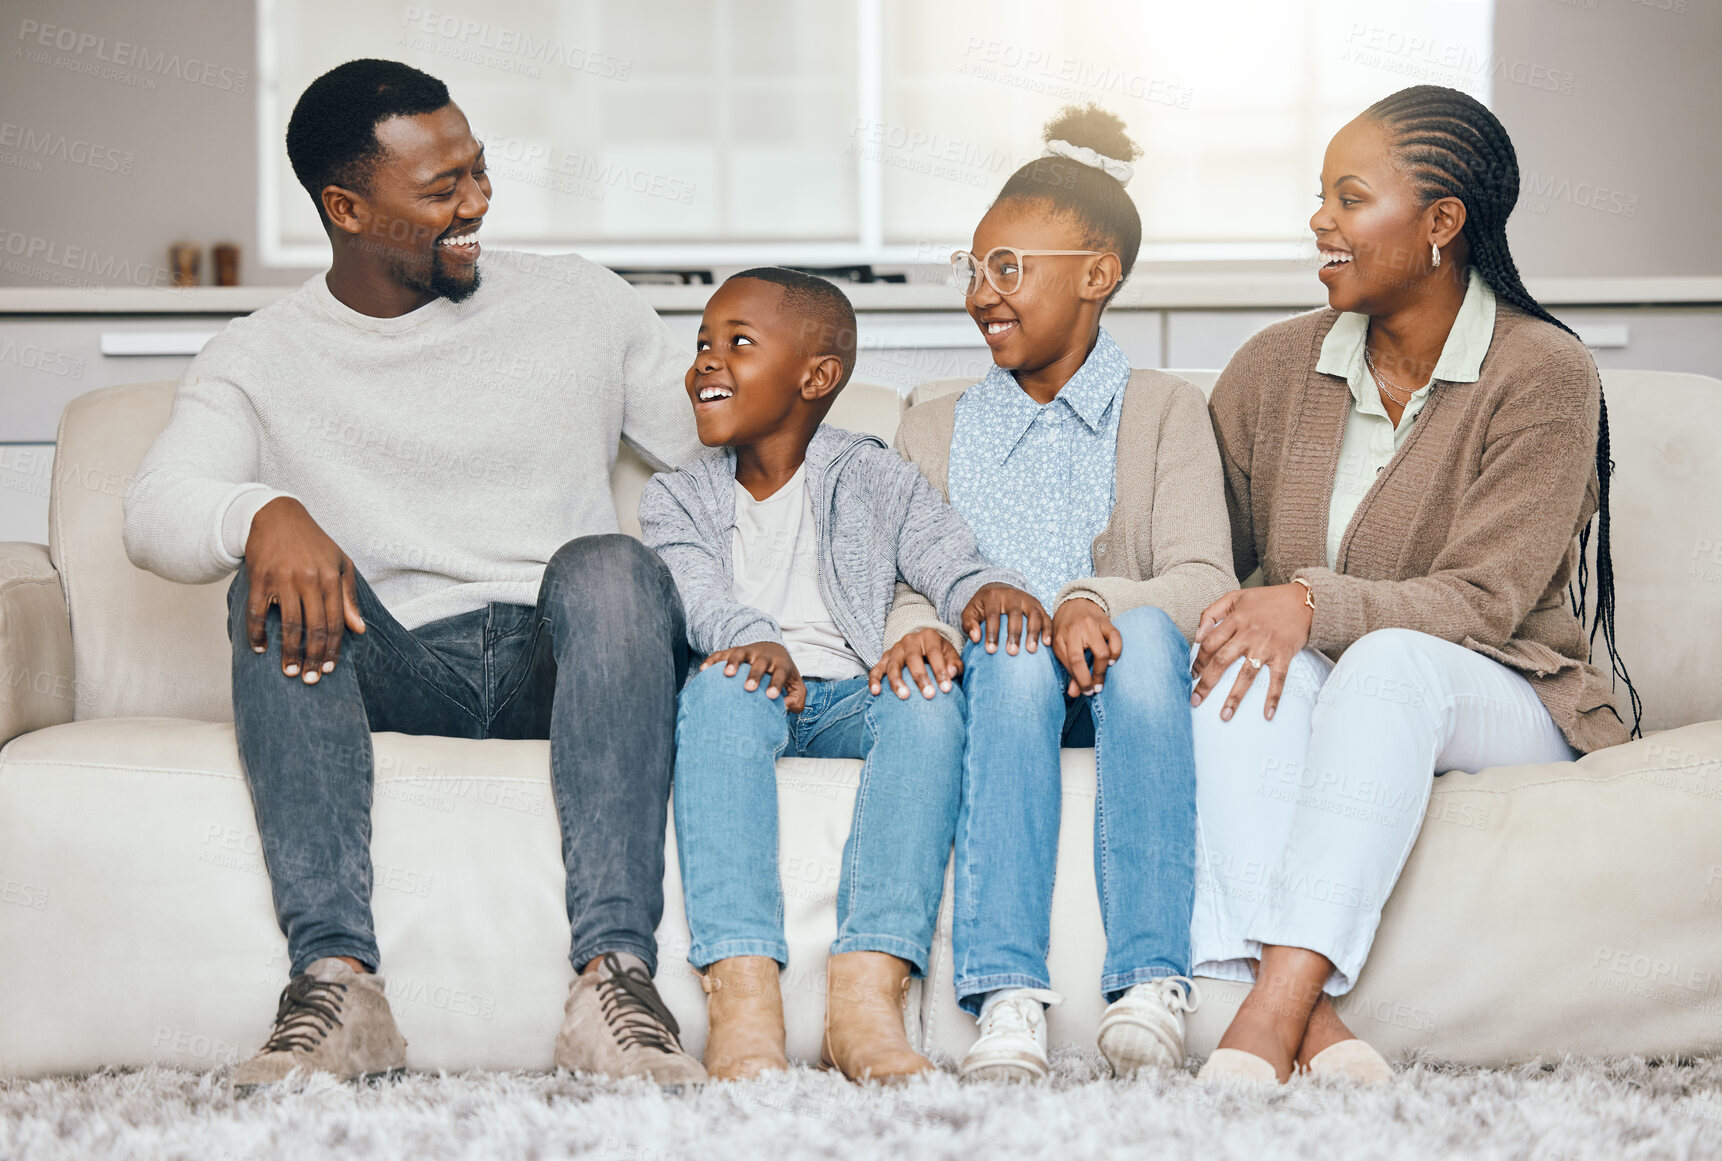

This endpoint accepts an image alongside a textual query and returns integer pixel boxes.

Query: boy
[640,268,1042,1083]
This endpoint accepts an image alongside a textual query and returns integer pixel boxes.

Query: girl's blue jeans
[953,605,1197,1014]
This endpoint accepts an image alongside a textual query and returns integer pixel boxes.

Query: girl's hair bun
[994,102,1144,302]
[1042,104,1142,164]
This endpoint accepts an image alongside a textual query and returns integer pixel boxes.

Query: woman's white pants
[1190,627,1575,994]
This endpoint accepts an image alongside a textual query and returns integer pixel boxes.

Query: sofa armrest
[0,542,76,746]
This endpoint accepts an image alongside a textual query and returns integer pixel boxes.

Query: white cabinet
[1554,308,1722,380]
[0,318,209,540]
[0,320,211,440]
[1163,310,1303,371]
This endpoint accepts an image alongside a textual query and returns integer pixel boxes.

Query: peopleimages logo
[0,227,174,288]
[0,121,134,175]
[477,134,697,205]
[399,9,631,80]
[1339,24,1576,95]
[15,20,249,92]
[0,337,86,379]
[958,38,1194,110]
[1523,171,1640,219]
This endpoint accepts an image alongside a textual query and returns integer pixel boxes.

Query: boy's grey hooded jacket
[638,424,1026,666]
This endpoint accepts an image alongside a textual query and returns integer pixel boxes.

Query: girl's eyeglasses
[949,246,1109,297]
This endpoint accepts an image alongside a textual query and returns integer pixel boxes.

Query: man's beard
[391,247,482,304]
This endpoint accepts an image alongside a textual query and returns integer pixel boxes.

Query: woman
[1189,84,1639,1084]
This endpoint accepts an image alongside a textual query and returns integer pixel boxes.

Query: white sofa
[2,371,1720,1079]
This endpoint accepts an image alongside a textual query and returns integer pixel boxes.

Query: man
[122,58,706,1087]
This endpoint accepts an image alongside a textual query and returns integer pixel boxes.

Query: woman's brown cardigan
[1208,303,1630,753]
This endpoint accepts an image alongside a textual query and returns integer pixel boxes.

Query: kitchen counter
[4,274,1720,315]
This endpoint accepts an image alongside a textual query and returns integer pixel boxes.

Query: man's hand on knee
[244,497,366,683]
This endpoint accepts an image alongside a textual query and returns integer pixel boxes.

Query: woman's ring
[1247,656,1263,670]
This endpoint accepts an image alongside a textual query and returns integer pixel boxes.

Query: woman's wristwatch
[1291,576,1315,610]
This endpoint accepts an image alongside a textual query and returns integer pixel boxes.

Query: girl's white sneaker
[1097,976,1201,1077]
[959,988,1061,1083]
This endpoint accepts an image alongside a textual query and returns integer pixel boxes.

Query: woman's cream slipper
[1304,1038,1393,1084]
[1196,1047,1279,1084]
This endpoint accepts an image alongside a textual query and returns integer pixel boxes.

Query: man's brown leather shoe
[231,958,406,1090]
[701,956,790,1081]
[820,951,934,1083]
[554,953,707,1086]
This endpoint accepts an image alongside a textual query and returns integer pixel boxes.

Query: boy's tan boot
[700,956,790,1081]
[231,957,407,1090]
[820,951,934,1083]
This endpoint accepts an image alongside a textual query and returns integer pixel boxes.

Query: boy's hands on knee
[1052,597,1123,697]
[963,583,1050,656]
[870,628,963,700]
[702,641,806,712]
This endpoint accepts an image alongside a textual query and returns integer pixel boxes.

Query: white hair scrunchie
[1040,138,1133,187]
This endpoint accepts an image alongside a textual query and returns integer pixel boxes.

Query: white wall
[1493,0,1722,277]
[0,0,307,288]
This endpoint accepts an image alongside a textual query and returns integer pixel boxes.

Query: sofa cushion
[1591,372,1722,731]
[5,718,1718,1075]
[0,542,75,744]
[919,721,1722,1065]
[0,718,893,1076]
[52,383,233,724]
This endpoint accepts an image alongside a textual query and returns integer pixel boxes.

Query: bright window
[258,0,1493,267]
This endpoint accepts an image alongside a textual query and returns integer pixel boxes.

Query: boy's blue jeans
[673,666,966,974]
[954,604,1196,1013]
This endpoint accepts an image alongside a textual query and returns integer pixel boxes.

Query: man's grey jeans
[225,534,689,978]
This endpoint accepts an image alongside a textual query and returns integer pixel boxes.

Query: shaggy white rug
[5,1051,1722,1161]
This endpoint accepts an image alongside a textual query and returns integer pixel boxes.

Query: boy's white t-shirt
[730,464,868,682]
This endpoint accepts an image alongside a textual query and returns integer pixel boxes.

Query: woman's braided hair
[1364,84,1641,734]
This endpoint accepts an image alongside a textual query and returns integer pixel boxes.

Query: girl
[1190,84,1639,1084]
[877,105,1235,1081]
